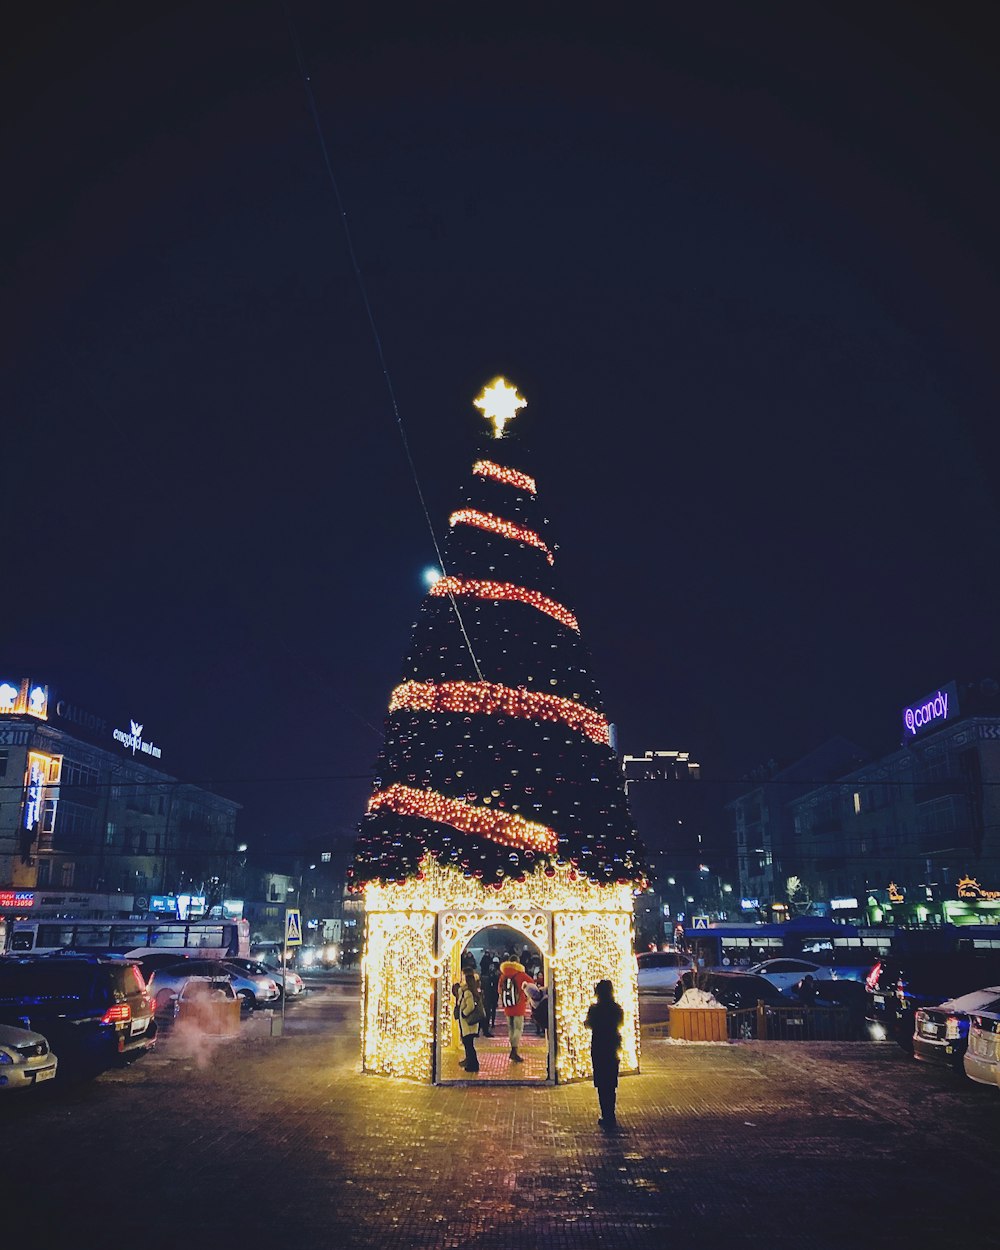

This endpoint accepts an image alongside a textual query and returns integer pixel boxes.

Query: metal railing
[645,1002,863,1042]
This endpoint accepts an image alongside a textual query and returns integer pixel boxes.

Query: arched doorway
[435,910,554,1084]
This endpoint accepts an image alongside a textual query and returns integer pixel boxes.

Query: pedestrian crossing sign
[284,908,303,947]
[692,915,710,930]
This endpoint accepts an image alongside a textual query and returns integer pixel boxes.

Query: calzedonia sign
[902,681,959,741]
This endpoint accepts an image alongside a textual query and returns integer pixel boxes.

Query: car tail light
[101,1003,132,1024]
[896,978,907,1007]
[865,962,882,992]
[945,1015,962,1040]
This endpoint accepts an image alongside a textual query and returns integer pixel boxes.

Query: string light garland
[449,508,554,565]
[429,576,579,632]
[388,679,610,745]
[368,781,558,854]
[472,459,537,495]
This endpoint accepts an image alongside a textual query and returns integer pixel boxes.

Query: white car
[637,950,696,992]
[228,958,305,1000]
[0,1022,58,1091]
[748,958,836,994]
[964,1003,1000,1089]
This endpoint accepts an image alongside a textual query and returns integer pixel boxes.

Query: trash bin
[669,1006,727,1041]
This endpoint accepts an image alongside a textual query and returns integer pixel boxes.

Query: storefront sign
[55,698,108,736]
[740,897,760,910]
[112,719,162,760]
[0,891,34,909]
[957,876,1000,901]
[0,679,48,719]
[887,881,904,904]
[902,681,959,740]
[830,897,859,910]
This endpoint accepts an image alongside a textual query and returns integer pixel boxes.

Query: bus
[3,916,250,961]
[683,920,891,979]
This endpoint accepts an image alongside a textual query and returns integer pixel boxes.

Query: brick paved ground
[2,980,997,1249]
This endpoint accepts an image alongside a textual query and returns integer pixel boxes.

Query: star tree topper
[474,376,527,439]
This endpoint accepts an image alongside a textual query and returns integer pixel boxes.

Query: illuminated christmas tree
[353,379,645,1084]
[353,377,647,891]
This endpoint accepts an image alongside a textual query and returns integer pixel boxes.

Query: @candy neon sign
[902,682,958,739]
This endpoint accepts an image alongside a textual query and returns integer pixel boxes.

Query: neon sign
[902,682,958,739]
[887,881,904,904]
[0,891,34,909]
[0,678,49,720]
[24,755,48,830]
[113,719,161,760]
[957,876,1000,901]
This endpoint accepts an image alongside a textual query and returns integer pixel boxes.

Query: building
[728,738,866,916]
[789,680,1000,924]
[623,749,737,928]
[0,676,240,911]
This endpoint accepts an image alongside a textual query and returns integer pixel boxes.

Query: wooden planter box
[669,1006,727,1041]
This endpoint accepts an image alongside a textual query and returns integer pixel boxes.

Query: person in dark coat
[584,979,624,1131]
[480,957,499,1035]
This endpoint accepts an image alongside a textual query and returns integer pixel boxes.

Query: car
[674,970,786,1010]
[0,955,156,1080]
[865,952,1000,1051]
[0,1022,58,1091]
[964,1004,1000,1089]
[748,958,837,994]
[147,960,279,1015]
[912,986,1000,1072]
[637,950,696,992]
[226,958,305,999]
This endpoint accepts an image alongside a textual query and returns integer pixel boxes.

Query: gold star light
[473,376,527,439]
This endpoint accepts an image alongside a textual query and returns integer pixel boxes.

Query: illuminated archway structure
[354,378,647,1083]
[361,857,639,1082]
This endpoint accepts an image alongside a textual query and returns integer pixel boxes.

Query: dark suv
[0,956,156,1080]
[865,952,1000,1052]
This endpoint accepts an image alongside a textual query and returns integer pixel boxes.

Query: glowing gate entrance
[360,858,640,1085]
[435,908,553,1084]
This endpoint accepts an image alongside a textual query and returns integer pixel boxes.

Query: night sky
[4,3,999,854]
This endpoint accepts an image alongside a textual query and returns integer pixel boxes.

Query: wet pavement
[1,977,997,1249]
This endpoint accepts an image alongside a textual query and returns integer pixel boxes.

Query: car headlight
[0,1051,13,1065]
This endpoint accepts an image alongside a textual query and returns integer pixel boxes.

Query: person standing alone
[498,956,534,1063]
[454,966,485,1073]
[585,980,624,1131]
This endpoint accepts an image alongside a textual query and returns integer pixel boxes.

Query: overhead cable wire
[279,2,485,683]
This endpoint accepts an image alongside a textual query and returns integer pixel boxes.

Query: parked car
[225,958,305,999]
[0,1022,58,1091]
[865,952,1000,1051]
[147,960,279,1015]
[913,986,1000,1072]
[749,958,837,994]
[674,970,786,1010]
[0,955,156,1080]
[964,1004,1000,1089]
[637,950,696,992]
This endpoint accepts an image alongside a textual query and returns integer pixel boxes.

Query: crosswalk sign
[692,915,710,930]
[284,908,302,947]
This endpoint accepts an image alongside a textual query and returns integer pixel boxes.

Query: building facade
[623,749,738,929]
[790,682,1000,924]
[728,738,867,917]
[0,677,239,909]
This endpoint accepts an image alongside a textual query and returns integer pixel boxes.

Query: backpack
[501,976,519,1009]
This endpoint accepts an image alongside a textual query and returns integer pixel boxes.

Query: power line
[278,1,485,684]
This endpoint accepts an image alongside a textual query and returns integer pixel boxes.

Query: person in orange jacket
[498,958,535,1062]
